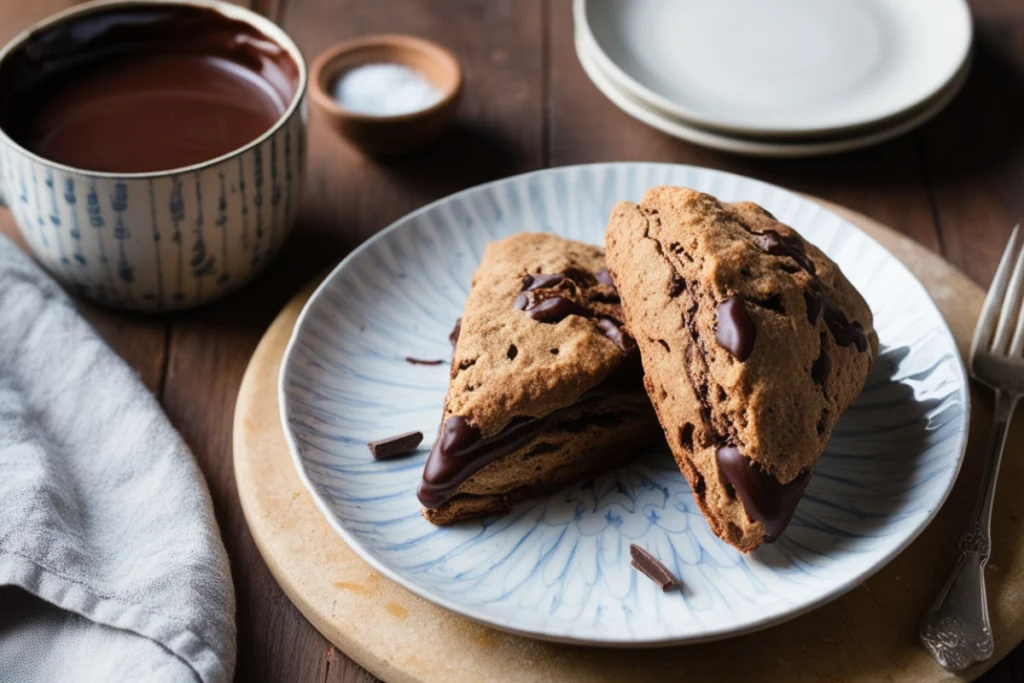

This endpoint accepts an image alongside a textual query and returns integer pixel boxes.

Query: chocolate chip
[406,357,444,366]
[514,292,529,310]
[524,296,590,322]
[668,276,686,298]
[596,318,636,351]
[805,286,868,352]
[715,296,757,361]
[367,431,424,460]
[522,272,567,291]
[629,544,681,591]
[823,302,869,351]
[754,229,816,275]
[715,445,811,541]
[506,345,518,360]
[449,318,462,347]
[595,267,615,287]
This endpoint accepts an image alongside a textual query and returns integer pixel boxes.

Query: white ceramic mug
[0,0,307,311]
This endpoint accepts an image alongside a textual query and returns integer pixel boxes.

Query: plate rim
[574,0,974,138]
[575,28,974,158]
[278,162,971,646]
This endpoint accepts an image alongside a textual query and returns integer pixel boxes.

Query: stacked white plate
[574,0,973,157]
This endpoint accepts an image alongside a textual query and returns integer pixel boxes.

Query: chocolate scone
[605,187,877,552]
[418,232,660,524]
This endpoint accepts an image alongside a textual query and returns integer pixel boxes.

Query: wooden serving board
[233,199,1024,683]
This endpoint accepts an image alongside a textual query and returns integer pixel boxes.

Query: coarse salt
[332,63,442,116]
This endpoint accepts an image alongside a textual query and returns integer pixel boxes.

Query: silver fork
[920,225,1023,671]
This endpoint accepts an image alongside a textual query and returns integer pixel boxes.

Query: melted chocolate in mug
[0,5,299,173]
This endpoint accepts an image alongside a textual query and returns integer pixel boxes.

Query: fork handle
[919,389,1017,670]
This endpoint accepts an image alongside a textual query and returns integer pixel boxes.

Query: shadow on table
[381,119,529,195]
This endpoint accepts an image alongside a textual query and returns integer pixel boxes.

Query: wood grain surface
[1,0,1023,681]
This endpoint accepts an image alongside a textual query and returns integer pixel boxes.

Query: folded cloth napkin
[0,234,235,683]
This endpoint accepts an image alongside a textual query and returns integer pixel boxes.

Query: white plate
[280,163,969,646]
[576,31,972,158]
[577,0,972,137]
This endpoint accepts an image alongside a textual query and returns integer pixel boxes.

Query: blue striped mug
[0,0,308,311]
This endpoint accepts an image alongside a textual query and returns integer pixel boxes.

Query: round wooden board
[234,198,1024,683]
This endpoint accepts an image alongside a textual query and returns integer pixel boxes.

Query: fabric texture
[0,235,235,683]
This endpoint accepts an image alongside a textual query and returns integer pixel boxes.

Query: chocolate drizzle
[715,297,757,361]
[514,270,633,350]
[418,362,645,509]
[715,446,811,541]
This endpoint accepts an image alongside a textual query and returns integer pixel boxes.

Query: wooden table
[2,0,1024,680]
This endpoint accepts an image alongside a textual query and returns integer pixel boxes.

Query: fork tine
[993,225,1024,353]
[973,225,1020,358]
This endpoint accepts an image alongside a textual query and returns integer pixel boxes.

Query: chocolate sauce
[0,5,299,173]
[715,297,757,361]
[715,446,811,541]
[417,362,646,509]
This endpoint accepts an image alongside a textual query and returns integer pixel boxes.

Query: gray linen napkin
[0,234,235,683]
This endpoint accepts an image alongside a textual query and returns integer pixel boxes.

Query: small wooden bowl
[309,35,462,156]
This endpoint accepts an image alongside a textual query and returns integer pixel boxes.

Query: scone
[605,187,877,552]
[418,232,660,524]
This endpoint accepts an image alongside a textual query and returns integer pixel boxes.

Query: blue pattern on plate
[281,164,970,644]
[280,164,971,644]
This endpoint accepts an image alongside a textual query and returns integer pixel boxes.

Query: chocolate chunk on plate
[630,544,680,591]
[368,431,424,460]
